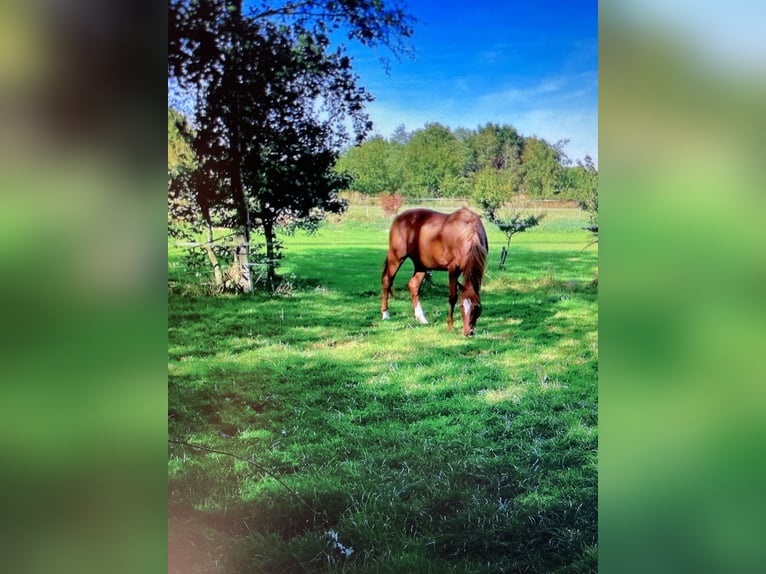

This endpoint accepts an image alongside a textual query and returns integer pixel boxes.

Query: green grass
[168,203,597,573]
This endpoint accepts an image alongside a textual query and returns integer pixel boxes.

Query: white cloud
[480,78,568,105]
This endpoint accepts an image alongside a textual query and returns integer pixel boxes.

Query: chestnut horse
[381,207,488,336]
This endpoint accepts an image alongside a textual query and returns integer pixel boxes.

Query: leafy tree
[520,137,565,197]
[575,155,598,234]
[470,166,520,216]
[401,123,464,197]
[168,107,231,288]
[168,0,414,290]
[462,123,524,209]
[390,123,411,145]
[335,136,403,195]
[487,211,545,270]
[493,213,544,249]
[562,155,597,198]
[167,108,195,176]
[465,123,523,173]
[167,108,196,241]
[167,107,206,241]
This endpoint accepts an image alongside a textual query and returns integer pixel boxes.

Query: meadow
[168,200,598,573]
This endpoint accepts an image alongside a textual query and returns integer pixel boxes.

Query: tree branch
[249,0,316,21]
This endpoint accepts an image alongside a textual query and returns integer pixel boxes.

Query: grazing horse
[381,207,488,336]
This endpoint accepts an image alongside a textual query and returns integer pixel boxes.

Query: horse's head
[460,293,482,336]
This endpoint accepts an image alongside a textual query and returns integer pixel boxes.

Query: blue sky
[342,0,598,164]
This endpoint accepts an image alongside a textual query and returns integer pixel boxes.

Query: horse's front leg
[408,271,429,324]
[447,269,460,330]
[381,252,403,320]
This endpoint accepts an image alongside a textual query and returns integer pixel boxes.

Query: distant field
[168,202,598,573]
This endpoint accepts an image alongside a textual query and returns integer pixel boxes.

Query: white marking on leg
[382,310,391,320]
[414,302,428,324]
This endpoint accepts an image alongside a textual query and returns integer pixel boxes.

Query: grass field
[168,202,598,573]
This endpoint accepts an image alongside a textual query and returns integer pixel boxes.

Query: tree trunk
[204,224,223,287]
[232,235,251,292]
[229,136,252,292]
[203,244,224,288]
[226,0,252,292]
[229,123,252,292]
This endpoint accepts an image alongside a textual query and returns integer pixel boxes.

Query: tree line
[335,122,598,211]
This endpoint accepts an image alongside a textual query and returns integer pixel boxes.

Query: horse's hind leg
[408,270,429,324]
[381,252,403,320]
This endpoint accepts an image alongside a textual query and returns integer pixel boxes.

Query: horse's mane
[459,212,488,294]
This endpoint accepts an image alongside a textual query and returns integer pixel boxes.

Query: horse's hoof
[381,311,391,320]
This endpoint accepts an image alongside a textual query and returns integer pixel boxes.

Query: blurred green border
[600,4,766,572]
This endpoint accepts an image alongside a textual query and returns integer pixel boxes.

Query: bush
[379,192,404,216]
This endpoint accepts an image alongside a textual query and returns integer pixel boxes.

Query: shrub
[379,192,404,216]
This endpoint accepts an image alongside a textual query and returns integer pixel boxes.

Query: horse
[381,207,488,336]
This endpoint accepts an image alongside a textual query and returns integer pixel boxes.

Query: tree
[390,124,411,145]
[167,108,197,241]
[470,166,520,217]
[486,211,545,270]
[520,137,565,196]
[575,155,598,235]
[401,123,464,197]
[335,136,403,195]
[168,107,232,288]
[167,108,205,243]
[168,108,195,176]
[464,123,524,210]
[464,123,523,173]
[168,0,414,290]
